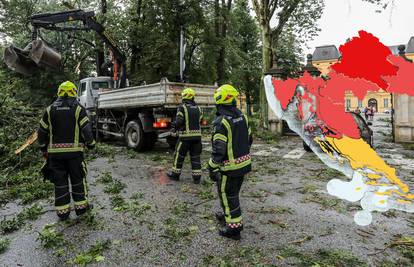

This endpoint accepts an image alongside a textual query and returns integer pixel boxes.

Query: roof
[406,37,414,53]
[312,45,341,61]
[388,45,400,55]
[312,36,414,61]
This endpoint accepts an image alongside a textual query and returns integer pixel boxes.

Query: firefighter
[167,88,203,184]
[208,84,252,240]
[38,81,95,220]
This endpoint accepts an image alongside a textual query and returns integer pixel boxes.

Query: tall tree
[96,0,107,76]
[215,0,232,84]
[227,0,261,115]
[252,0,323,126]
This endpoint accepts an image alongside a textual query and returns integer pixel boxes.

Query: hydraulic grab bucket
[29,39,61,69]
[3,45,38,75]
[3,40,62,75]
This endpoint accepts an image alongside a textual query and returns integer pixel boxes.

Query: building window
[346,99,351,110]
[358,100,362,108]
[384,98,389,108]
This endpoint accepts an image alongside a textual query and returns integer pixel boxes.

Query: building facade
[312,45,391,113]
[393,37,414,143]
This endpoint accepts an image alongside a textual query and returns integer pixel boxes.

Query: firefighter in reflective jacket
[167,88,203,184]
[208,84,252,240]
[38,81,95,220]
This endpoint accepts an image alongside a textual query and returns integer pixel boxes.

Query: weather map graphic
[264,31,414,226]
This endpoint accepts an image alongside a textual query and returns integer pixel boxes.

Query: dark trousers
[49,156,88,217]
[172,139,202,179]
[217,174,244,224]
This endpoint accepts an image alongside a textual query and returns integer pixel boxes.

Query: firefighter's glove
[209,169,220,182]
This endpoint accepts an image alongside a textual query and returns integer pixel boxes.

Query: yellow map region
[315,136,414,202]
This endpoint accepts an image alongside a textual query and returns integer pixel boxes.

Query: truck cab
[78,76,114,110]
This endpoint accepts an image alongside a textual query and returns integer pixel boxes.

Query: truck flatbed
[98,78,216,110]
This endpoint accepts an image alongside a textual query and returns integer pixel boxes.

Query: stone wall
[393,94,414,143]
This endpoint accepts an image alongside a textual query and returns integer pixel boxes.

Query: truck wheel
[303,140,313,152]
[125,120,145,151]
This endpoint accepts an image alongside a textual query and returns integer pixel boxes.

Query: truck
[78,76,216,151]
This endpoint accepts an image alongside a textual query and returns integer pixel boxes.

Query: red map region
[272,30,414,139]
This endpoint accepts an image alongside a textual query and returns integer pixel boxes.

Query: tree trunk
[130,0,143,76]
[260,22,271,128]
[215,0,232,85]
[96,0,107,76]
[246,90,252,116]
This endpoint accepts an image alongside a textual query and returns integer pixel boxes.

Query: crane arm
[30,9,127,88]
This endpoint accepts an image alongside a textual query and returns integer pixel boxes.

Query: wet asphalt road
[1,113,413,266]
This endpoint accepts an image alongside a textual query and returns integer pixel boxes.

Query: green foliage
[279,246,366,267]
[110,195,126,210]
[72,239,110,266]
[227,0,261,113]
[37,224,65,249]
[0,204,43,234]
[19,203,43,220]
[0,238,10,254]
[98,171,114,184]
[170,200,188,216]
[162,217,195,242]
[103,179,126,194]
[0,216,22,234]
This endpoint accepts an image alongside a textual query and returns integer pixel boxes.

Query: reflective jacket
[38,97,95,158]
[208,105,252,176]
[174,99,202,140]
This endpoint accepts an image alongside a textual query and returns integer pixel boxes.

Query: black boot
[193,176,201,184]
[75,203,93,216]
[215,212,225,226]
[219,223,243,240]
[57,211,70,221]
[167,171,180,181]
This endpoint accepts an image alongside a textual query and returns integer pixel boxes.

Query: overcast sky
[305,0,414,54]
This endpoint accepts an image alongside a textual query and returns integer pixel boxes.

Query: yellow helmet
[182,87,195,100]
[214,84,239,105]
[57,81,78,97]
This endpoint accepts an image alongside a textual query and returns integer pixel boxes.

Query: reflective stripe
[56,204,70,211]
[198,106,203,121]
[213,133,227,142]
[221,158,251,171]
[208,158,220,169]
[221,118,234,162]
[79,116,89,127]
[47,106,52,146]
[40,119,49,129]
[244,114,251,135]
[74,200,88,206]
[48,143,85,153]
[173,141,182,168]
[82,161,88,201]
[177,111,184,118]
[48,147,84,153]
[183,105,189,133]
[74,106,81,147]
[226,216,242,223]
[221,175,231,222]
[172,167,181,173]
[179,132,202,137]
